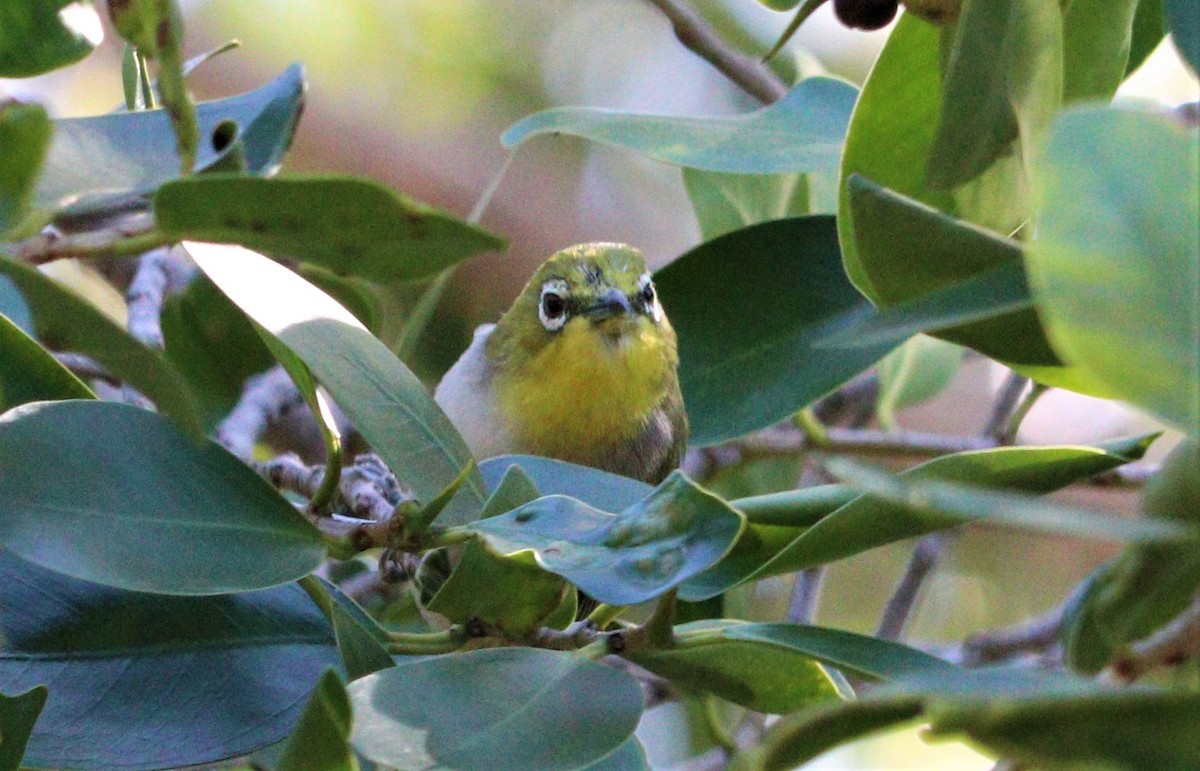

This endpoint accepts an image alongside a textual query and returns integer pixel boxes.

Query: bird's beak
[583,288,633,321]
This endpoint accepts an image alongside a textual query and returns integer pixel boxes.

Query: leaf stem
[586,604,628,629]
[387,629,463,656]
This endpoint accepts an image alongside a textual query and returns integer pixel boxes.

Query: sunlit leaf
[503,77,857,173]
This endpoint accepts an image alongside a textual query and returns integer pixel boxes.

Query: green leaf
[156,176,505,283]
[682,168,810,241]
[349,648,643,771]
[1168,0,1199,74]
[298,264,382,333]
[729,485,858,528]
[0,552,343,770]
[1027,108,1200,435]
[733,696,924,771]
[0,400,324,594]
[301,577,395,682]
[1128,0,1167,75]
[276,669,359,771]
[926,0,1063,189]
[467,471,744,605]
[1064,441,1200,674]
[1062,0,1140,103]
[822,454,1192,543]
[580,738,650,771]
[427,540,567,635]
[656,216,898,447]
[503,77,858,173]
[0,0,101,77]
[427,464,567,634]
[875,336,962,429]
[0,257,206,436]
[716,622,960,681]
[0,685,47,771]
[0,312,94,408]
[160,274,275,431]
[480,454,653,513]
[187,241,487,523]
[0,101,52,235]
[35,64,304,210]
[923,678,1200,770]
[846,175,1059,366]
[628,620,842,714]
[683,438,1154,600]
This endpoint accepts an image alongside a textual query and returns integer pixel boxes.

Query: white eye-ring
[539,279,570,331]
[638,273,662,322]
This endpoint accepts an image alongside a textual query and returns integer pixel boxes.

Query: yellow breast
[493,316,674,464]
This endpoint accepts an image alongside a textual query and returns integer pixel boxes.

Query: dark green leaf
[427,540,567,635]
[0,552,342,770]
[628,620,842,713]
[468,471,744,605]
[480,454,653,513]
[349,648,643,771]
[1027,107,1200,435]
[276,669,358,771]
[729,485,857,528]
[1064,441,1200,673]
[187,241,487,524]
[1062,0,1140,103]
[682,168,810,241]
[160,273,275,431]
[0,400,324,594]
[1128,0,1167,75]
[298,264,382,333]
[35,64,304,210]
[846,175,1059,366]
[0,101,52,235]
[684,438,1153,600]
[503,77,857,173]
[732,697,924,771]
[580,737,649,770]
[0,685,47,771]
[302,577,395,682]
[0,0,101,77]
[926,0,1062,189]
[427,464,566,634]
[156,176,505,283]
[1168,0,1199,74]
[656,216,898,446]
[0,312,94,408]
[0,253,205,437]
[716,622,959,681]
[822,454,1192,542]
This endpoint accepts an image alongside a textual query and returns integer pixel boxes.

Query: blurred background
[4,2,1197,767]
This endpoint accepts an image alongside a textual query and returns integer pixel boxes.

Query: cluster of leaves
[0,1,1197,770]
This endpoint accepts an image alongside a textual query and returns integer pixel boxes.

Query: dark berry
[833,0,900,30]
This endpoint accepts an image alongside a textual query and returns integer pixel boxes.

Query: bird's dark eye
[538,280,571,331]
[542,293,565,319]
[640,282,656,305]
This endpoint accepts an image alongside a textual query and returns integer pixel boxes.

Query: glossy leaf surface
[350,648,643,771]
[0,400,324,594]
[468,472,744,605]
[0,552,341,770]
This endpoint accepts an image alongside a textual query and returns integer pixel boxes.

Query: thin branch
[954,606,1065,667]
[983,372,1030,440]
[216,365,305,460]
[53,352,115,383]
[1109,593,1200,682]
[876,533,947,641]
[788,567,825,624]
[643,0,788,104]
[6,214,167,265]
[125,247,190,348]
[253,452,413,521]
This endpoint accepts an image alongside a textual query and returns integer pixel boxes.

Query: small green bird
[435,243,688,484]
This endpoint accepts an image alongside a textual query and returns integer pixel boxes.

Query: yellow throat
[484,243,683,473]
